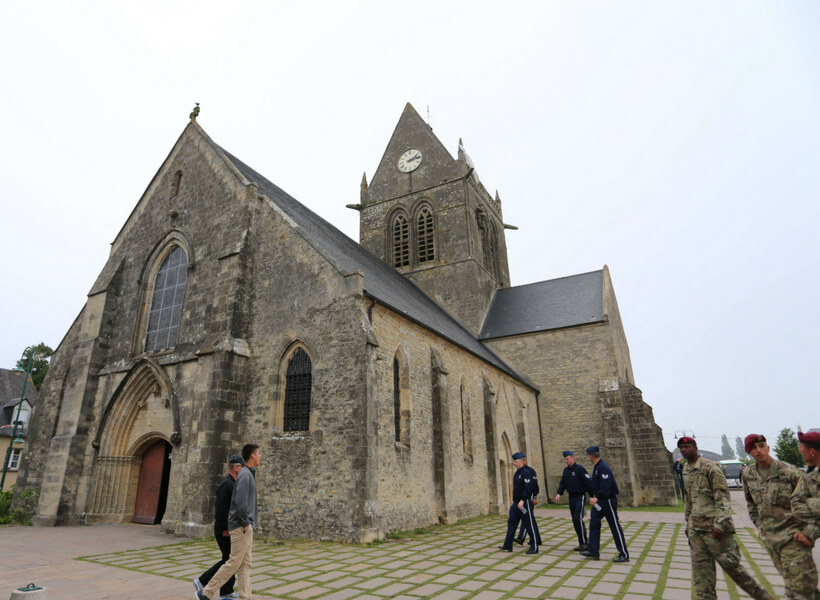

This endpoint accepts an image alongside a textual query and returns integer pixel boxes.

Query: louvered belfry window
[416,207,435,263]
[145,246,187,352]
[284,348,312,431]
[392,213,410,267]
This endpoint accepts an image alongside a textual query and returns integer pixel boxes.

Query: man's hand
[532,498,538,506]
[711,527,723,540]
[589,497,598,506]
[793,532,813,547]
[223,530,229,536]
[555,494,560,503]
[517,500,524,511]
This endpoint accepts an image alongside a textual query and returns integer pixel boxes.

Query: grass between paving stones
[75,515,765,599]
[541,499,684,513]
[735,527,778,597]
[651,523,682,599]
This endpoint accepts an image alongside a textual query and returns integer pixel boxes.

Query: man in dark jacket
[194,454,244,599]
[581,446,629,563]
[498,451,541,555]
[555,450,593,552]
[198,444,261,600]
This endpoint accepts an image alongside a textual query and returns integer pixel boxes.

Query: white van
[719,460,745,488]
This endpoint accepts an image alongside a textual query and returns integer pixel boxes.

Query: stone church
[15,103,675,542]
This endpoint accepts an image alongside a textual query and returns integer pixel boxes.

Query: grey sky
[1,1,818,454]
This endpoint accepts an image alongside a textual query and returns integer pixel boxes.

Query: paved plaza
[2,491,818,599]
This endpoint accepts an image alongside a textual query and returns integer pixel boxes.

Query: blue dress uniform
[556,452,593,549]
[500,452,541,554]
[585,446,629,561]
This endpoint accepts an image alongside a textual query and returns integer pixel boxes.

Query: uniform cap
[797,428,820,444]
[677,436,696,448]
[228,454,245,465]
[562,450,574,457]
[585,446,599,454]
[744,434,766,454]
[512,452,526,460]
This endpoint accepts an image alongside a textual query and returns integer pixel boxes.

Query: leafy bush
[0,486,14,524]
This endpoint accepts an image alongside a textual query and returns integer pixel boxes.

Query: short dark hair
[242,443,259,461]
[801,440,820,453]
[588,451,600,459]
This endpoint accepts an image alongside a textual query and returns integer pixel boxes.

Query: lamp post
[673,429,695,440]
[1,347,37,491]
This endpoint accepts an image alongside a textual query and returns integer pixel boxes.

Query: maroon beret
[744,434,766,454]
[797,429,820,444]
[677,436,696,447]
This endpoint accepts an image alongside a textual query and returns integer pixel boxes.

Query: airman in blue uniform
[498,451,541,555]
[555,450,592,552]
[580,446,629,563]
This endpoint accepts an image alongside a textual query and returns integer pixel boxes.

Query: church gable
[364,103,466,203]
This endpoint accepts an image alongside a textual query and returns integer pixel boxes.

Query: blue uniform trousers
[568,494,588,546]
[502,498,539,551]
[588,496,628,558]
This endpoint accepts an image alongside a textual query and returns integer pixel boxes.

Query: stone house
[0,369,38,490]
[15,104,675,541]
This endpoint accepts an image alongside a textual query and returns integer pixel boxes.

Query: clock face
[397,149,423,173]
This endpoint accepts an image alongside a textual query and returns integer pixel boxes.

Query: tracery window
[283,348,312,431]
[416,206,435,263]
[145,246,187,352]
[392,212,410,267]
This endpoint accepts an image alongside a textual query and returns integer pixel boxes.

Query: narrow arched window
[284,348,312,431]
[460,380,473,458]
[392,212,410,267]
[145,246,187,352]
[416,206,435,263]
[393,358,401,442]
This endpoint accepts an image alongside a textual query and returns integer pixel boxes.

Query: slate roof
[479,271,604,340]
[219,149,536,390]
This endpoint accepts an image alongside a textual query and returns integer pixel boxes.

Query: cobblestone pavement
[2,491,817,600]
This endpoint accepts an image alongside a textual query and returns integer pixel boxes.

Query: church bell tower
[354,103,512,334]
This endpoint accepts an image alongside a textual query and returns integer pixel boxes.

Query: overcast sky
[1,1,818,454]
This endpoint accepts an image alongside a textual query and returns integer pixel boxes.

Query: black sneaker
[498,545,512,552]
[573,544,589,552]
[612,553,629,563]
[514,536,526,545]
[525,547,538,555]
[580,550,599,560]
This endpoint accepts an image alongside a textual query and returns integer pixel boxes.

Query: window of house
[460,380,473,458]
[145,246,188,352]
[416,206,435,263]
[283,348,312,431]
[392,212,410,267]
[6,448,21,471]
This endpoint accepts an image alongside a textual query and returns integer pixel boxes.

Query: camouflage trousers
[763,537,820,600]
[688,530,773,600]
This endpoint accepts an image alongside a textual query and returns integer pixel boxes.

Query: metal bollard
[9,583,46,600]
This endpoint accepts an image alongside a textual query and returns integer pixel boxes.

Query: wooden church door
[133,440,171,524]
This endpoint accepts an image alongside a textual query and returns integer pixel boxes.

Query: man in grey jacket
[197,444,261,600]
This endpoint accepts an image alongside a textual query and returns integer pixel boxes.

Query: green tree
[735,436,749,461]
[14,343,53,390]
[773,428,804,468]
[721,434,735,459]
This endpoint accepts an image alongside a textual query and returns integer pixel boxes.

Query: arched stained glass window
[145,246,187,352]
[416,206,435,263]
[392,212,410,267]
[284,348,312,431]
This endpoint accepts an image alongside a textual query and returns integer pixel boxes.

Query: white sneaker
[219,594,239,600]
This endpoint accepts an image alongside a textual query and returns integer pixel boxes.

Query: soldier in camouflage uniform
[791,428,820,598]
[677,436,774,600]
[743,433,819,599]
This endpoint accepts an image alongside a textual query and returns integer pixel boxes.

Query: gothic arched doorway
[87,360,179,524]
[133,439,171,524]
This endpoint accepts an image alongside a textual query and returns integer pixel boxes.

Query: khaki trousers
[202,525,253,600]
